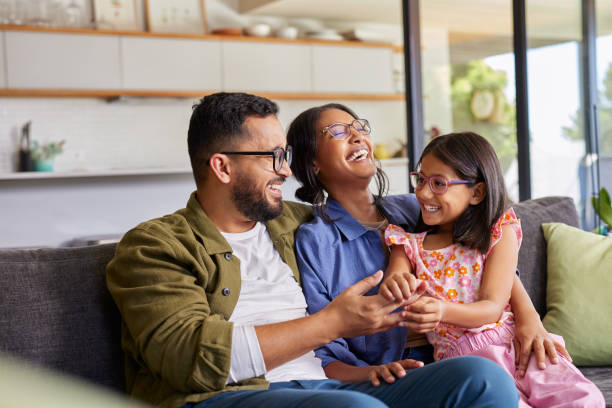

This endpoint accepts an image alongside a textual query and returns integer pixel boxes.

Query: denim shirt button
[222,288,231,296]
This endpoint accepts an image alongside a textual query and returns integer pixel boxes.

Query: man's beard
[231,171,284,222]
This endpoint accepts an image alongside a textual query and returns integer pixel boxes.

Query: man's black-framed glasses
[321,118,371,140]
[221,146,293,173]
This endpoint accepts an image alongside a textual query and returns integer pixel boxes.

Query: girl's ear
[208,153,232,184]
[313,160,320,175]
[470,182,487,205]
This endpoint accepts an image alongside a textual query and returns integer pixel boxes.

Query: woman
[287,103,570,385]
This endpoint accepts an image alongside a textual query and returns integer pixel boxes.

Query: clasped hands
[324,269,435,340]
[322,269,434,386]
[324,267,439,341]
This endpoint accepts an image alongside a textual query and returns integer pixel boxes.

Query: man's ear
[208,153,232,184]
[470,182,486,205]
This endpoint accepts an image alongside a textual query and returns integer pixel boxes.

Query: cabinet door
[312,45,394,94]
[5,31,121,89]
[0,32,6,88]
[222,41,311,93]
[121,37,222,91]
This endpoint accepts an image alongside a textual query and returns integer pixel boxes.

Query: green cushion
[541,222,612,366]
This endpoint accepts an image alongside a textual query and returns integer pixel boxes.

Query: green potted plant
[30,140,65,172]
[592,187,612,236]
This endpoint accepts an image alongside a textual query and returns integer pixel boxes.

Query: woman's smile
[346,147,371,163]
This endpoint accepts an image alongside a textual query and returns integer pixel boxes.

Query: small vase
[33,158,54,172]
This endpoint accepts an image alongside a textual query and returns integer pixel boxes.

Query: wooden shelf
[0,167,192,181]
[0,88,405,101]
[0,24,395,49]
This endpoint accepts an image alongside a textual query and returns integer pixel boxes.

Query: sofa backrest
[512,196,580,317]
[0,196,582,391]
[0,243,123,392]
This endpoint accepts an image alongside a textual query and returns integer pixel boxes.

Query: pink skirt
[442,321,605,408]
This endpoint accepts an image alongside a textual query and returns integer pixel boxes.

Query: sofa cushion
[0,244,123,391]
[579,366,612,407]
[512,196,580,316]
[541,222,612,366]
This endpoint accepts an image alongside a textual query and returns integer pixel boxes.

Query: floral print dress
[385,209,606,407]
[385,208,522,360]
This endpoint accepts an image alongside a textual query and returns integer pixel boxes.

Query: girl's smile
[416,153,480,233]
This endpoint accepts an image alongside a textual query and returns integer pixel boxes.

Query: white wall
[0,98,407,248]
[0,173,303,248]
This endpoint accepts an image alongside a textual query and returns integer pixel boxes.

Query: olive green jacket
[106,192,313,408]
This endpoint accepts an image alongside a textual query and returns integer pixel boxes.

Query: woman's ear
[208,153,232,184]
[313,160,320,175]
[470,182,487,205]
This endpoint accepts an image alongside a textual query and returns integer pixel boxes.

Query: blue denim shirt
[295,194,420,368]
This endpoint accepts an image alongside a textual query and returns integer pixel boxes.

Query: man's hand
[379,270,427,304]
[257,271,414,371]
[513,312,572,377]
[368,359,424,386]
[322,271,412,339]
[399,296,444,333]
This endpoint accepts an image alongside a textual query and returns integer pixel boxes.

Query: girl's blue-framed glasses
[409,171,472,195]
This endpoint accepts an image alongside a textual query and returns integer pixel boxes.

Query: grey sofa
[0,196,610,406]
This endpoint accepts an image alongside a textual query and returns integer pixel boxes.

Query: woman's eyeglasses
[321,119,371,140]
[220,146,292,173]
[409,171,472,195]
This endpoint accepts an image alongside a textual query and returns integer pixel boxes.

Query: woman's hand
[513,312,572,377]
[368,359,424,386]
[399,296,444,333]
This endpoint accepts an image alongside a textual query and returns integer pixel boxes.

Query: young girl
[382,132,604,407]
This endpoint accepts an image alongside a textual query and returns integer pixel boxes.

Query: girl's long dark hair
[415,132,509,254]
[287,103,388,221]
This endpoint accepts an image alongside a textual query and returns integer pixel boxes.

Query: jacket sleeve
[106,225,233,393]
[295,227,370,368]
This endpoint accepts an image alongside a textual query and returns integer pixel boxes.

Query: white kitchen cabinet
[0,32,6,88]
[5,31,121,89]
[378,157,410,195]
[221,41,311,92]
[0,27,400,99]
[312,45,394,94]
[121,37,222,91]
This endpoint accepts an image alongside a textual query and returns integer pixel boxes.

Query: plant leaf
[593,194,612,227]
[600,187,611,207]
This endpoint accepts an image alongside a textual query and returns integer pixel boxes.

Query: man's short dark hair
[188,92,279,184]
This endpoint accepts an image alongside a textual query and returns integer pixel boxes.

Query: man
[107,92,518,408]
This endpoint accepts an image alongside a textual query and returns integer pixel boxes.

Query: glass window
[594,1,612,230]
[526,1,585,214]
[597,1,612,157]
[420,1,518,200]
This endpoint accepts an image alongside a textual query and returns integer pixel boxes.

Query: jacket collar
[183,192,234,255]
[325,198,371,241]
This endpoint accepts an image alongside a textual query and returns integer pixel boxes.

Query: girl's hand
[379,271,426,304]
[368,359,424,386]
[399,296,444,333]
[513,313,572,377]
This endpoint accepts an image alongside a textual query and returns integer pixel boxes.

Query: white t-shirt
[221,222,327,383]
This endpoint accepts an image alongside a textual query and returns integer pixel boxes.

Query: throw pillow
[541,222,612,366]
